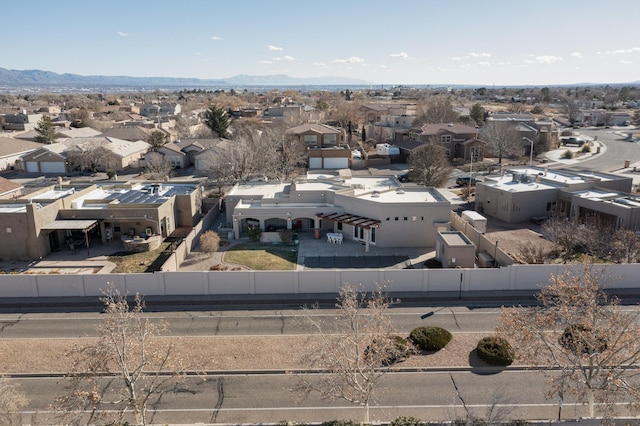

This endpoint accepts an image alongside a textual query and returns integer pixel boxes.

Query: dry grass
[0,333,487,374]
[108,242,172,273]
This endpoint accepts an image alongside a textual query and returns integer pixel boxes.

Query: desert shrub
[278,229,295,243]
[409,326,452,351]
[561,149,574,159]
[476,336,514,366]
[366,335,413,366]
[390,416,425,426]
[517,242,547,264]
[322,421,359,426]
[560,324,608,355]
[199,230,221,254]
[581,143,591,153]
[106,170,117,179]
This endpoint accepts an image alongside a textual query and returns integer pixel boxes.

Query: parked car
[456,176,477,186]
[561,137,586,146]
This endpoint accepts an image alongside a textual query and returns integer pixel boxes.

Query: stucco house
[0,137,42,171]
[0,181,202,260]
[146,143,187,169]
[285,123,348,169]
[475,167,633,224]
[403,123,484,162]
[19,137,151,173]
[224,173,456,251]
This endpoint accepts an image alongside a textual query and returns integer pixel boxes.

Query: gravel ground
[0,334,488,374]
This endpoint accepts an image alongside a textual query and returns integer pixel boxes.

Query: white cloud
[535,55,562,64]
[477,62,492,67]
[210,36,222,41]
[608,47,640,55]
[268,45,283,51]
[468,52,492,58]
[258,60,273,64]
[117,31,132,37]
[619,60,633,64]
[313,62,327,67]
[274,56,295,62]
[451,56,462,61]
[570,51,583,58]
[334,56,364,64]
[390,52,411,60]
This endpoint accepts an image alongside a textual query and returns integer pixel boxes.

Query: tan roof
[0,137,43,157]
[0,176,23,196]
[285,123,341,135]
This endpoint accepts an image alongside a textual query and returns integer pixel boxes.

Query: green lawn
[223,243,298,270]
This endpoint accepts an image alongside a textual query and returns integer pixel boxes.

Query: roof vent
[371,191,380,198]
[396,189,405,194]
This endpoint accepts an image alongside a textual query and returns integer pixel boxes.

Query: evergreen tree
[34,116,57,144]
[204,106,230,138]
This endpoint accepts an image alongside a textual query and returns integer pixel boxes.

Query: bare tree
[0,377,28,425]
[480,121,521,165]
[612,229,640,263]
[498,268,640,418]
[65,142,113,172]
[413,95,460,127]
[144,151,173,181]
[53,285,185,425]
[408,143,452,187]
[263,125,306,180]
[296,284,407,424]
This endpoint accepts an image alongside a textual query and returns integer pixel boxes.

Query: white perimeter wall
[1,263,639,298]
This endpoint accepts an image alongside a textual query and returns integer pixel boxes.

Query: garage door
[40,162,66,173]
[26,161,39,173]
[323,157,349,169]
[308,158,322,169]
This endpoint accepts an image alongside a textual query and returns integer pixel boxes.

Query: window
[470,146,480,161]
[303,135,317,145]
[337,222,342,230]
[371,227,376,243]
[441,135,452,144]
[354,226,364,240]
[323,134,337,145]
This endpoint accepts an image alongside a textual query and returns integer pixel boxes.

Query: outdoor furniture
[326,232,343,244]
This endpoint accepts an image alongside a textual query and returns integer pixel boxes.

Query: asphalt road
[565,127,639,173]
[6,306,640,423]
[0,307,501,339]
[19,371,602,424]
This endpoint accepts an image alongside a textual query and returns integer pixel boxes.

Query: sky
[2,0,640,86]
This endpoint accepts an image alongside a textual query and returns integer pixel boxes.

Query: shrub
[561,149,574,159]
[366,335,413,366]
[476,336,514,366]
[560,324,608,355]
[390,416,424,426]
[409,326,452,351]
[278,229,295,243]
[106,170,117,179]
[581,143,591,153]
[244,224,261,242]
[199,230,221,254]
[322,421,359,426]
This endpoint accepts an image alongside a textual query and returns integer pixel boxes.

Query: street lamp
[523,137,535,167]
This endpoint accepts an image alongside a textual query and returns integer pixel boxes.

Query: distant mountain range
[0,68,372,88]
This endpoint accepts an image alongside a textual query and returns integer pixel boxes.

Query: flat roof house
[475,167,633,223]
[0,181,202,260]
[224,173,455,251]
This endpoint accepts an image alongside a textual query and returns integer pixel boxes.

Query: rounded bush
[409,326,452,351]
[390,416,424,426]
[365,335,412,366]
[476,336,514,366]
[560,324,608,355]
